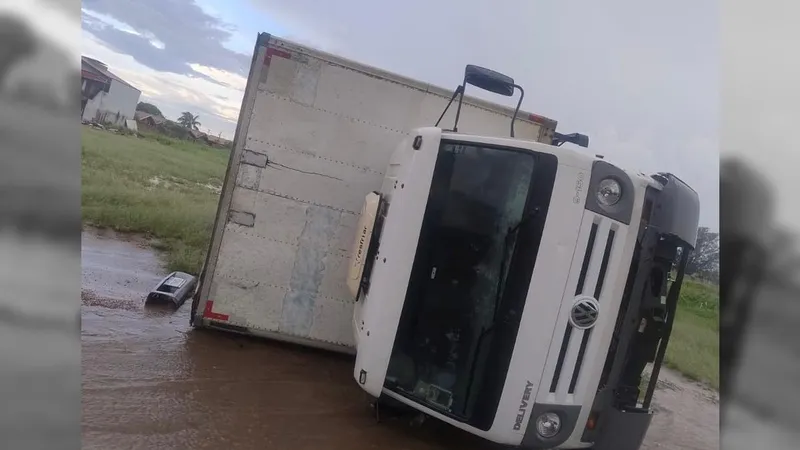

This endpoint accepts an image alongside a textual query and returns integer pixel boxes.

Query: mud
[81,229,164,311]
[81,229,719,450]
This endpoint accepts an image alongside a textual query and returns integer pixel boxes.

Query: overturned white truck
[192,33,700,450]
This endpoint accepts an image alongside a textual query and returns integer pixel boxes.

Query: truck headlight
[596,178,622,207]
[535,412,561,438]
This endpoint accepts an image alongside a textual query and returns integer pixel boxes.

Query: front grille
[549,215,617,399]
[549,222,598,392]
[569,229,615,393]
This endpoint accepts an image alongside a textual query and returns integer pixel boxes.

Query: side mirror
[436,64,524,137]
[464,65,515,97]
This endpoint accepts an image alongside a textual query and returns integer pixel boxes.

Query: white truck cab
[347,66,700,450]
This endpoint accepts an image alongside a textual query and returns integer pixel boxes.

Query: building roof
[188,129,206,139]
[205,134,232,146]
[134,111,167,124]
[81,56,140,92]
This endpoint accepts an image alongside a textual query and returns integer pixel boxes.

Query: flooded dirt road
[81,229,719,450]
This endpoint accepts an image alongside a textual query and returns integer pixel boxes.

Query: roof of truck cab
[440,129,592,168]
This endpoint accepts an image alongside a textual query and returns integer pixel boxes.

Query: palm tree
[177,112,201,130]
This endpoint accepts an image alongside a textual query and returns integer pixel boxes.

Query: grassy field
[665,279,719,389]
[81,127,719,388]
[82,127,228,273]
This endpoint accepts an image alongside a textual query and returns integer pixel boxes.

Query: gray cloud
[187,72,232,89]
[81,0,249,76]
[249,0,719,228]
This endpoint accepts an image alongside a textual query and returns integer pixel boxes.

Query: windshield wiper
[493,206,540,321]
[462,206,541,412]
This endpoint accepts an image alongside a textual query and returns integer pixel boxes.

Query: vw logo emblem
[569,296,600,330]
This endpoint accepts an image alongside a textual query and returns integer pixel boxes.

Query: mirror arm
[452,73,469,133]
[510,84,524,138]
[435,84,464,129]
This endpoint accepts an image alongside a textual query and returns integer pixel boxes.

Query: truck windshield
[385,141,554,429]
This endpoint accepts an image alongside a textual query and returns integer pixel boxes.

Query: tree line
[686,227,720,284]
[137,102,201,130]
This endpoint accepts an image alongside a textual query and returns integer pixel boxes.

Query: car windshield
[384,141,542,425]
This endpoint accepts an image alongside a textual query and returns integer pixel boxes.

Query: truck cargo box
[192,32,560,352]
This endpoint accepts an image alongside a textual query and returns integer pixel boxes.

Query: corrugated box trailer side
[192,33,559,352]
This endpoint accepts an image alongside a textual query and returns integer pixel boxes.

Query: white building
[81,56,141,127]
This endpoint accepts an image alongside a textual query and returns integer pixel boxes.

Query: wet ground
[81,228,720,450]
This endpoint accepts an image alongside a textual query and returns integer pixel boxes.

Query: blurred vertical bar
[722,0,800,448]
[0,1,81,449]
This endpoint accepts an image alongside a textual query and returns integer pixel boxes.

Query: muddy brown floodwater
[81,228,719,450]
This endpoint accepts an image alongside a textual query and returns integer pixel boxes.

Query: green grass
[81,127,719,388]
[666,279,719,389]
[81,127,228,273]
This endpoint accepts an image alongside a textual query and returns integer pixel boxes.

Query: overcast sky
[79,0,719,229]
